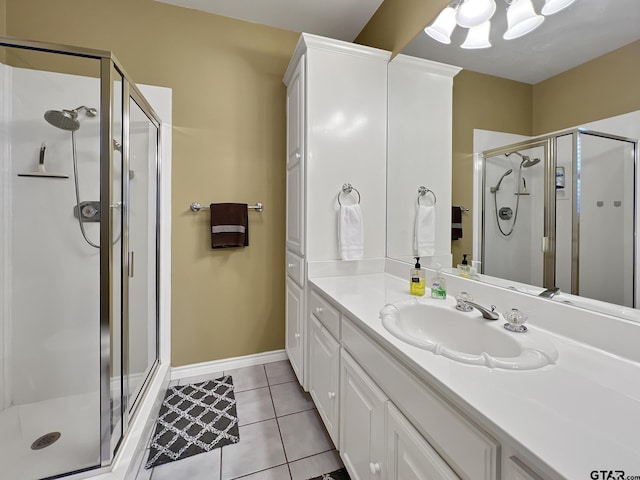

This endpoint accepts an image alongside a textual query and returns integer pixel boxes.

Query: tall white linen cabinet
[282,34,389,388]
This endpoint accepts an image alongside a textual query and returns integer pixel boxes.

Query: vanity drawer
[309,289,340,339]
[286,250,304,287]
[341,317,498,480]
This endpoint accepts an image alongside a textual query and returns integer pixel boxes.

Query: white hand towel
[414,204,435,257]
[339,204,364,261]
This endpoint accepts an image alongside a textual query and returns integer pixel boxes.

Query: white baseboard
[170,349,288,381]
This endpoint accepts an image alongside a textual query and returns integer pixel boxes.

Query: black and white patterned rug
[308,468,351,480]
[145,376,239,469]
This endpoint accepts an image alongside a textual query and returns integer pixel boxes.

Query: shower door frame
[0,36,163,473]
[480,137,555,288]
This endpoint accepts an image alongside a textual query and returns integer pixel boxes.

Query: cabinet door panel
[308,314,340,446]
[387,404,459,480]
[340,350,388,480]
[286,278,303,385]
[286,160,304,255]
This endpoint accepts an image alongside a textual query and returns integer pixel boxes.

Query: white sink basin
[379,298,558,370]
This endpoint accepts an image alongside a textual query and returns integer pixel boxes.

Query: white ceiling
[402,0,640,84]
[156,0,640,84]
[155,0,385,42]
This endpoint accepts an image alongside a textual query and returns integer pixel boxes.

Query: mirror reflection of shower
[491,151,541,236]
[44,106,122,248]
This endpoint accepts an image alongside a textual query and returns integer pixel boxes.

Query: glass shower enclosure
[0,37,161,479]
[481,129,637,307]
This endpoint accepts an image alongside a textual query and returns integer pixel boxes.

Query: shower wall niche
[0,39,170,480]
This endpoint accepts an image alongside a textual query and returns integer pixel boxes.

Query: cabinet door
[286,55,305,255]
[387,403,459,480]
[286,278,303,385]
[308,314,340,447]
[340,350,388,480]
[286,159,304,255]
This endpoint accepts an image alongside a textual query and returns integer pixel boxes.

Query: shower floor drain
[31,432,61,450]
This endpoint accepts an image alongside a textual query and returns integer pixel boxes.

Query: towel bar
[190,202,264,213]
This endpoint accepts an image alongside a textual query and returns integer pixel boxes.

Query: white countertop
[309,273,640,480]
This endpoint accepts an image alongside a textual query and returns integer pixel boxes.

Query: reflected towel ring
[417,186,436,206]
[338,183,361,206]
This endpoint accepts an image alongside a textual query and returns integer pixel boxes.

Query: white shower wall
[10,66,102,405]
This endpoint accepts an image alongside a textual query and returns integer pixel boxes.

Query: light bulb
[461,21,492,49]
[504,0,544,40]
[424,6,458,44]
[456,0,496,28]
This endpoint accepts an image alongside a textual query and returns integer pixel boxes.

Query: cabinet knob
[328,391,336,399]
[295,152,301,159]
[315,307,323,315]
[369,462,381,475]
[294,333,300,339]
[287,263,294,269]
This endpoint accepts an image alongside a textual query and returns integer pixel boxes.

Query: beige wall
[451,71,532,265]
[355,0,448,55]
[6,0,299,366]
[533,40,640,135]
[0,0,5,36]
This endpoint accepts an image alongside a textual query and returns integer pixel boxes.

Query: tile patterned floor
[135,360,344,480]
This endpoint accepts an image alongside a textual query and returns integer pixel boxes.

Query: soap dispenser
[410,257,426,296]
[430,265,447,299]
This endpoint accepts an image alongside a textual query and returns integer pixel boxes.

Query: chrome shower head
[521,157,540,168]
[44,105,97,131]
[44,109,80,131]
[490,168,513,193]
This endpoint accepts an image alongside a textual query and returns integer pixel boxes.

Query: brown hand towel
[210,203,249,248]
[451,206,463,240]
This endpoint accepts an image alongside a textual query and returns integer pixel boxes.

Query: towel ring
[417,186,436,206]
[338,183,361,206]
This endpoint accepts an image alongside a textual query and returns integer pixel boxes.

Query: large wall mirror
[386,0,640,319]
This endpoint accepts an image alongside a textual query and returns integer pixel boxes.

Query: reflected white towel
[414,204,435,257]
[339,204,364,261]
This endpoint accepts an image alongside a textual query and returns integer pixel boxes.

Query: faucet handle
[455,291,474,312]
[503,308,528,333]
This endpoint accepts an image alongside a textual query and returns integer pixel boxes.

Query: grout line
[275,406,316,419]
[268,372,290,465]
[287,447,337,465]
[227,461,289,480]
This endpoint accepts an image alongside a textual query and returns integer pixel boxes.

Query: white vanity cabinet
[283,33,389,389]
[308,312,340,446]
[386,403,460,480]
[285,278,303,383]
[340,350,388,480]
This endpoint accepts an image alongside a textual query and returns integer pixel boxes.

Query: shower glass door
[0,46,103,479]
[123,92,159,420]
[576,131,636,307]
[481,140,551,288]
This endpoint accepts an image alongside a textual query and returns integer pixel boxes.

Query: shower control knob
[82,204,98,218]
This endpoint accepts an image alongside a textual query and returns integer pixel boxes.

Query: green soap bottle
[430,266,447,300]
[410,257,426,296]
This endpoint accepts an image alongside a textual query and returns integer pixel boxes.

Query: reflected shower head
[521,157,540,168]
[44,105,97,131]
[490,168,513,193]
[505,151,541,169]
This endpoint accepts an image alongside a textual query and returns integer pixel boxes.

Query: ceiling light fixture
[424,5,459,44]
[461,20,492,49]
[456,0,496,28]
[541,0,577,15]
[425,0,574,48]
[503,0,544,39]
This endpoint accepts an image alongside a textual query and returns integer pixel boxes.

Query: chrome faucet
[539,287,560,298]
[454,292,499,320]
[464,301,499,320]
